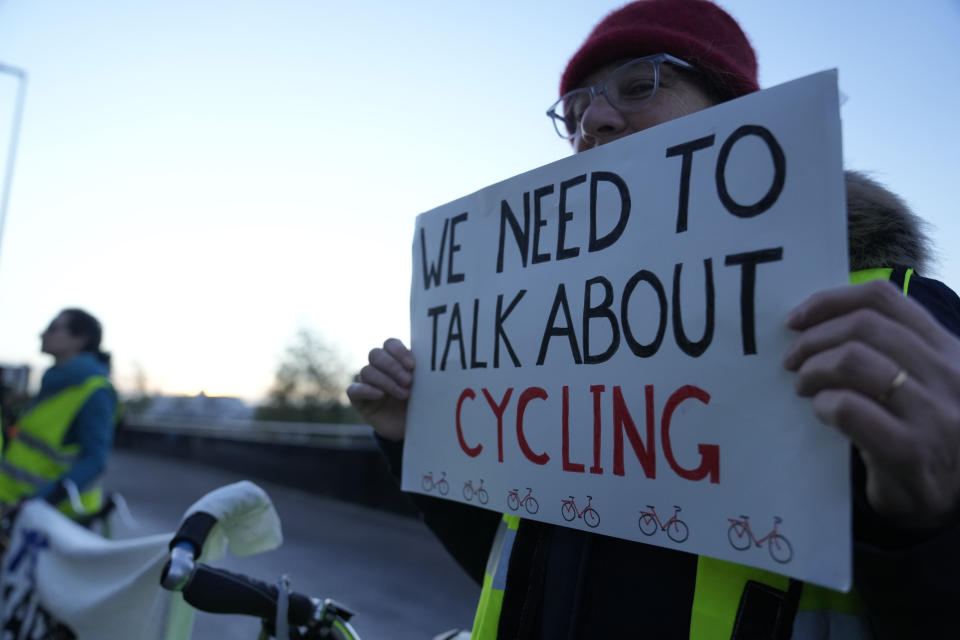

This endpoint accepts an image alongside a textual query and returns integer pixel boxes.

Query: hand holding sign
[785,279,960,532]
[348,338,415,442]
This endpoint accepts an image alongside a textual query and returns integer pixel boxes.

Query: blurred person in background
[0,308,116,516]
[349,0,960,637]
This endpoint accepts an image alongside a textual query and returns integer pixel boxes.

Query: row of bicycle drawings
[421,472,793,564]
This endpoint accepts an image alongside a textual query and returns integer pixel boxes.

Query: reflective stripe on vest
[0,375,111,511]
[15,430,80,465]
[470,514,520,640]
[469,269,911,639]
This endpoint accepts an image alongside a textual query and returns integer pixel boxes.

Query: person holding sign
[348,1,960,637]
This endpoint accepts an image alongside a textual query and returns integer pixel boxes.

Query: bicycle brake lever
[111,493,139,530]
[63,480,87,515]
[161,543,196,591]
[320,598,355,623]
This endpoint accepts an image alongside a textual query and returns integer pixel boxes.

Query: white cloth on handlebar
[182,480,283,561]
[0,481,284,640]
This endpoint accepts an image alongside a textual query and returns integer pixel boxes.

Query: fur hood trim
[846,170,931,273]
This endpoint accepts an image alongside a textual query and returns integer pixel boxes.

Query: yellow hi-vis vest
[470,269,914,640]
[0,375,112,516]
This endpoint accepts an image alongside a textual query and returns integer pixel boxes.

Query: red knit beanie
[561,0,759,102]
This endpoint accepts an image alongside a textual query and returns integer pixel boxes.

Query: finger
[368,347,414,387]
[793,341,900,400]
[358,362,411,400]
[783,307,938,384]
[346,381,385,404]
[811,388,927,467]
[798,347,923,422]
[383,338,415,370]
[787,280,951,352]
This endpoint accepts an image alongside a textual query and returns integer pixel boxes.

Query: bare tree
[258,328,359,423]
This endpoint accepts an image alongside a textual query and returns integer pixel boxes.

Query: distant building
[0,363,32,428]
[0,365,29,396]
[136,391,254,422]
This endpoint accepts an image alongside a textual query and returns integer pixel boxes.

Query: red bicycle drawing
[462,479,489,504]
[727,515,793,563]
[421,471,449,495]
[506,487,539,514]
[638,505,689,543]
[560,495,600,528]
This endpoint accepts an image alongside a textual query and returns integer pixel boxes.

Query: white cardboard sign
[403,71,850,590]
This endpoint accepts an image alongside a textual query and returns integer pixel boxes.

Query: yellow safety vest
[0,375,112,516]
[470,268,913,639]
[471,514,521,640]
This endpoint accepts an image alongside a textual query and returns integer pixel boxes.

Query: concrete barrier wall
[114,420,418,516]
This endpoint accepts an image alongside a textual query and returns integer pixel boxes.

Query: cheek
[573,133,589,153]
[625,95,709,131]
[622,111,674,132]
[666,86,716,116]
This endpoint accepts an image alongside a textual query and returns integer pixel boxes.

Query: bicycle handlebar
[159,503,358,638]
[159,549,358,638]
[180,564,319,626]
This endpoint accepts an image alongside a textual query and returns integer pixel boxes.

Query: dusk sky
[0,0,957,401]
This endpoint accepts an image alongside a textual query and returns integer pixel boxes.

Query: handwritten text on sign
[403,71,850,590]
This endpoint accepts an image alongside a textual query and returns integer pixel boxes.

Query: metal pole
[0,63,27,260]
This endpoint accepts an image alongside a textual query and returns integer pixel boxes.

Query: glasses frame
[546,53,696,140]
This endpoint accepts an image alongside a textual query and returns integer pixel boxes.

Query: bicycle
[0,480,132,553]
[462,479,488,504]
[162,511,359,639]
[506,487,539,514]
[70,490,137,538]
[560,495,599,528]
[71,492,121,535]
[0,481,361,639]
[421,471,450,495]
[726,515,793,564]
[0,487,142,640]
[638,505,688,543]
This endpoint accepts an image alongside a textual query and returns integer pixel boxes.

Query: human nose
[575,93,628,151]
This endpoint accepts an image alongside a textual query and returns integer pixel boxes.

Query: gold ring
[880,369,908,402]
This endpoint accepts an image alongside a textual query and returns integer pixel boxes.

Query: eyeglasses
[546,53,696,140]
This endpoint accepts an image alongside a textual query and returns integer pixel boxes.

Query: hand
[347,338,415,442]
[784,280,960,531]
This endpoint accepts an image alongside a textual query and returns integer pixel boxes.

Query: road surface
[103,449,479,639]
